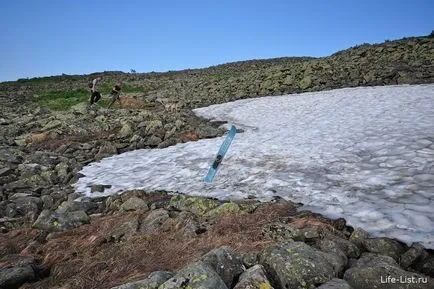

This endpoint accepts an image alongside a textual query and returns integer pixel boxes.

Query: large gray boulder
[120,197,149,212]
[344,253,432,289]
[0,265,36,289]
[200,246,244,288]
[106,216,139,242]
[363,237,407,261]
[110,271,173,289]
[233,264,274,289]
[159,261,228,289]
[32,209,90,231]
[260,241,341,288]
[138,208,170,234]
[317,278,353,289]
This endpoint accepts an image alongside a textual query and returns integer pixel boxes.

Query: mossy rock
[205,202,241,219]
[158,261,228,289]
[299,75,312,90]
[168,195,220,217]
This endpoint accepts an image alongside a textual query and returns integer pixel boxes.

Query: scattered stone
[317,278,353,289]
[139,208,170,234]
[400,243,429,270]
[95,142,118,160]
[111,271,173,289]
[107,217,139,242]
[353,252,398,268]
[348,228,369,249]
[70,102,91,115]
[363,237,407,261]
[260,242,337,288]
[40,195,54,210]
[233,264,274,289]
[12,196,42,216]
[414,255,434,277]
[263,223,305,242]
[317,238,348,269]
[145,135,163,147]
[168,195,220,217]
[119,121,134,138]
[0,167,12,177]
[0,265,36,289]
[90,184,112,193]
[322,235,361,259]
[32,209,89,231]
[344,253,432,289]
[196,126,221,138]
[120,197,149,212]
[159,261,228,289]
[242,251,259,268]
[300,226,324,240]
[204,202,241,219]
[200,246,244,288]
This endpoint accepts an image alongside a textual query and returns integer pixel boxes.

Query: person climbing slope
[108,82,123,108]
[89,76,103,105]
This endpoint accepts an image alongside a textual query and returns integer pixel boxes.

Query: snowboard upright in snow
[204,125,237,183]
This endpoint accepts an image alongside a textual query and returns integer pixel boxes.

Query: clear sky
[1,0,433,82]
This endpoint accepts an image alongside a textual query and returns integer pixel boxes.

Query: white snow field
[74,84,434,248]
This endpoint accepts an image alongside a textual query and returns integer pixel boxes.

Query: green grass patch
[36,89,109,111]
[100,82,148,94]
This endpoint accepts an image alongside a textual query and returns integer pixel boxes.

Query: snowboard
[204,125,237,183]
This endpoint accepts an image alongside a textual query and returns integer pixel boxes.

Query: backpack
[88,80,94,89]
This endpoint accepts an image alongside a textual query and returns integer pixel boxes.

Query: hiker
[89,76,103,105]
[108,82,123,108]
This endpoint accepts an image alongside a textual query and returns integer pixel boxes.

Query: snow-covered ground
[74,84,434,248]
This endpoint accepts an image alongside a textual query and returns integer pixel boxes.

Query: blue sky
[1,0,433,82]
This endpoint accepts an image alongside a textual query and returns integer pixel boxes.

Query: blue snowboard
[204,125,237,183]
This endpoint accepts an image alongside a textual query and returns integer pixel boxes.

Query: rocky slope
[0,34,433,288]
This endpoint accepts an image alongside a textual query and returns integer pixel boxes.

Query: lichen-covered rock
[200,246,244,288]
[168,195,219,217]
[263,223,305,242]
[144,135,163,147]
[55,200,97,214]
[119,121,134,138]
[95,142,118,160]
[120,197,149,212]
[260,242,338,289]
[107,216,139,242]
[32,209,90,231]
[317,238,348,269]
[344,253,432,289]
[348,228,369,249]
[139,208,170,234]
[204,202,240,219]
[11,196,42,216]
[233,264,274,289]
[321,235,361,259]
[110,271,173,289]
[242,251,259,268]
[159,261,228,289]
[363,237,407,261]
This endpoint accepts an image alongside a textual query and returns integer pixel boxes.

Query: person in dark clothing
[90,76,103,105]
[108,82,123,108]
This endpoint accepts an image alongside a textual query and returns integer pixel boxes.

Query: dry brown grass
[11,200,298,289]
[116,95,147,109]
[179,131,199,142]
[29,130,117,151]
[27,132,51,144]
[0,228,39,257]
